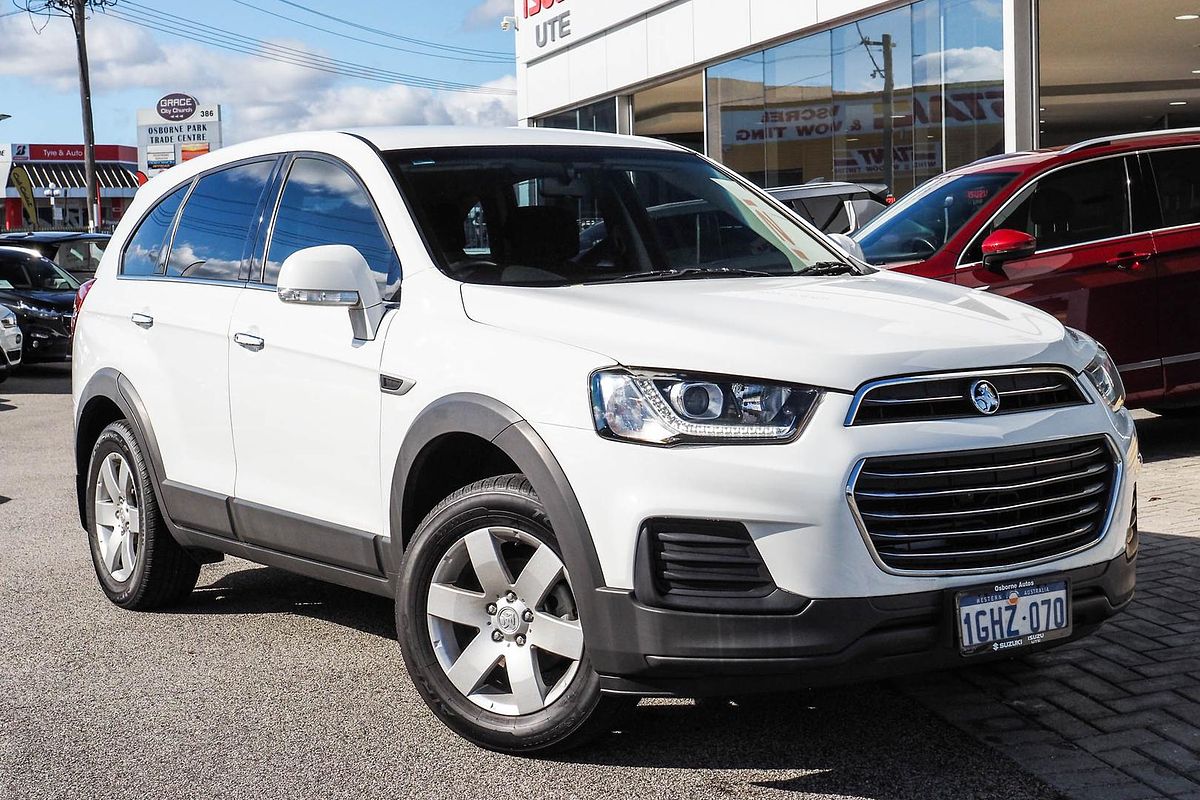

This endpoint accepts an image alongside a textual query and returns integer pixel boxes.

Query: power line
[271,0,509,59]
[108,4,513,95]
[226,0,512,64]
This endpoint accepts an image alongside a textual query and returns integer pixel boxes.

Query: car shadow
[180,565,396,640]
[1134,410,1200,462]
[0,363,72,406]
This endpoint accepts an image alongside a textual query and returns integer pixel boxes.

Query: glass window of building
[539,98,618,133]
[633,73,704,152]
[940,0,1004,170]
[832,6,916,195]
[764,32,834,188]
[706,53,766,185]
[701,0,1003,198]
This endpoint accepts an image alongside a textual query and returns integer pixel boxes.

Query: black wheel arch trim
[75,368,170,531]
[390,393,609,639]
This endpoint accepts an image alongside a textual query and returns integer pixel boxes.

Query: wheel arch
[390,393,607,617]
[75,369,169,531]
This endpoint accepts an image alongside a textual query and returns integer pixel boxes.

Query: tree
[15,0,118,231]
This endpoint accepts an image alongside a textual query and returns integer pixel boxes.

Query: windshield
[388,146,861,286]
[0,252,81,291]
[853,172,1017,265]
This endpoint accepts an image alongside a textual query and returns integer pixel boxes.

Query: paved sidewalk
[907,411,1200,800]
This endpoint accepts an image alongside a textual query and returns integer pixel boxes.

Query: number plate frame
[954,576,1072,657]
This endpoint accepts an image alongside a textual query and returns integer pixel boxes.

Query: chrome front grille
[850,437,1117,573]
[848,368,1086,425]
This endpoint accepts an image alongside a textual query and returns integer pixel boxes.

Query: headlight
[590,368,821,445]
[15,301,59,320]
[1083,344,1125,411]
[0,314,15,329]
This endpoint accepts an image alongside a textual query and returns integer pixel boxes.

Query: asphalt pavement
[1,363,1068,799]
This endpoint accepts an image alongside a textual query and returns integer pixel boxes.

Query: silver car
[0,304,22,384]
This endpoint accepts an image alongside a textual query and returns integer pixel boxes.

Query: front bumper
[18,319,71,361]
[592,550,1134,695]
[1,326,21,367]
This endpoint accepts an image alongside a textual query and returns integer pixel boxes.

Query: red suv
[852,129,1200,414]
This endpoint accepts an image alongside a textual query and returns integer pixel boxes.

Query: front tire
[397,474,630,754]
[86,420,200,609]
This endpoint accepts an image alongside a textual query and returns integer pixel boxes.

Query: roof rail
[1059,126,1200,154]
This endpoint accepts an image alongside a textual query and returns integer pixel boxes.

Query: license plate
[956,577,1071,656]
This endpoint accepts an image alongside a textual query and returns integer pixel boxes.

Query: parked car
[73,127,1137,755]
[0,231,110,281]
[0,304,21,384]
[851,129,1200,415]
[0,246,79,362]
[768,180,890,234]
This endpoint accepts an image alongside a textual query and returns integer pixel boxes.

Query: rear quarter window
[121,184,189,277]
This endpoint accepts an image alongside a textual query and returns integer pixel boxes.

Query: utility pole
[17,0,115,232]
[71,0,98,231]
[862,31,896,194]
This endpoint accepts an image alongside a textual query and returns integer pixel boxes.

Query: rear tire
[397,474,632,754]
[86,420,200,609]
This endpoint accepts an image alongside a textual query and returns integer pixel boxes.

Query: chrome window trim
[844,434,1123,578]
[114,274,245,289]
[1118,358,1162,374]
[1164,351,1200,366]
[843,365,1090,427]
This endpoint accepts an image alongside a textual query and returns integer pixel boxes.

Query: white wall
[516,0,911,122]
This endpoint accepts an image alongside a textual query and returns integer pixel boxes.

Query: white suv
[72,127,1139,753]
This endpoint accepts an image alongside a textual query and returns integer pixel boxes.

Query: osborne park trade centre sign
[136,93,223,176]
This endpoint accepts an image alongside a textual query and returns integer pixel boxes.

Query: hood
[0,289,75,310]
[460,270,1090,392]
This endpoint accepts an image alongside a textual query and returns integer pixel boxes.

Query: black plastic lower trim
[589,551,1135,696]
[229,497,384,576]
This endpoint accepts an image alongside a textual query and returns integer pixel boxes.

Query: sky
[0,0,517,146]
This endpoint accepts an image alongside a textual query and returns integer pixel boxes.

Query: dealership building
[1,143,140,230]
[515,0,1200,195]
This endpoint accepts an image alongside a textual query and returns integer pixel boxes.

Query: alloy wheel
[425,526,584,716]
[94,452,140,582]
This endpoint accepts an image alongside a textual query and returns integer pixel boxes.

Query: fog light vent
[635,518,803,613]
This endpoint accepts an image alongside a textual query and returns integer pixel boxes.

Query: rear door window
[263,157,400,298]
[166,160,275,281]
[1149,148,1200,227]
[121,184,189,277]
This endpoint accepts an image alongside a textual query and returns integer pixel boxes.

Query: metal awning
[10,161,140,190]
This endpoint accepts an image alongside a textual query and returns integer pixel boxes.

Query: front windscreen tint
[387,146,853,286]
[854,171,1017,264]
[0,253,80,291]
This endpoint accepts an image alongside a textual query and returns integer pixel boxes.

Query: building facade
[1,143,140,231]
[516,0,1199,193]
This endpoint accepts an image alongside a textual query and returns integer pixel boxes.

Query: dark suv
[0,231,110,281]
[0,246,79,362]
[852,129,1200,414]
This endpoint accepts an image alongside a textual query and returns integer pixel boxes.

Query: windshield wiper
[798,261,861,276]
[581,267,775,284]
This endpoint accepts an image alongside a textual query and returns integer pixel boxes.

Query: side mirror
[277,245,385,340]
[828,232,866,263]
[981,229,1037,272]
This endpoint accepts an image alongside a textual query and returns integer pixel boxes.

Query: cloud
[463,0,513,31]
[913,46,1003,86]
[0,12,516,143]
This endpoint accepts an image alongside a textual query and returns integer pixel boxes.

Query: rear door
[113,159,276,534]
[226,155,401,570]
[956,155,1163,406]
[1144,147,1200,402]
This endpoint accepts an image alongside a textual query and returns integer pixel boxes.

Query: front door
[227,156,402,571]
[956,155,1163,406]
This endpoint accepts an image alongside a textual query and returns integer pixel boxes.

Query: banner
[9,167,36,224]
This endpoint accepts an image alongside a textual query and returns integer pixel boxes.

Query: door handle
[130,313,154,329]
[233,332,265,352]
[1104,252,1152,272]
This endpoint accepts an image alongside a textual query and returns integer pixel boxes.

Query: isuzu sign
[523,0,570,50]
[156,93,198,122]
[516,0,674,59]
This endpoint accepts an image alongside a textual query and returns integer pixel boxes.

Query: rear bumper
[591,551,1135,696]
